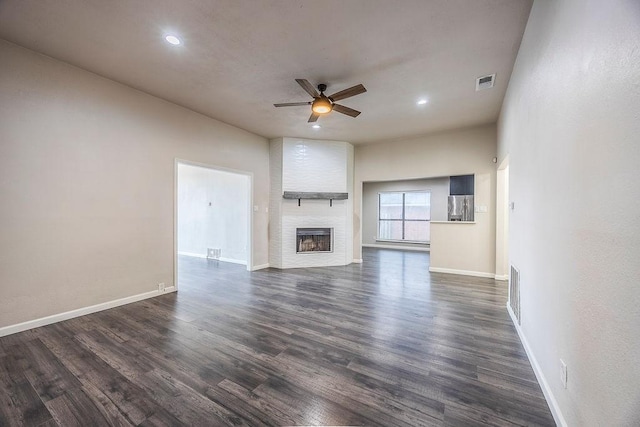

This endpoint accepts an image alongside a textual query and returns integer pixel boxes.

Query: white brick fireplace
[269,138,354,268]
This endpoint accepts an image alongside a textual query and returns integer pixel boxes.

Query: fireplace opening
[296,228,332,253]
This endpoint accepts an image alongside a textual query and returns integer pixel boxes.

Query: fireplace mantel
[283,191,348,207]
[283,192,348,200]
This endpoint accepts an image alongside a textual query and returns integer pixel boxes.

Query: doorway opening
[174,160,253,290]
[361,177,450,253]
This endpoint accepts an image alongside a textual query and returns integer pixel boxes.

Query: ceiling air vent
[476,74,496,91]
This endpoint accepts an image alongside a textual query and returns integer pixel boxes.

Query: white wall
[354,124,497,272]
[495,162,510,280]
[177,164,249,264]
[362,177,449,248]
[497,0,640,425]
[269,138,284,268]
[283,139,348,193]
[0,40,269,330]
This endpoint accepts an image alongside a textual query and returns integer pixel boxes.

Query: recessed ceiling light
[312,124,321,129]
[164,35,181,46]
[417,99,428,105]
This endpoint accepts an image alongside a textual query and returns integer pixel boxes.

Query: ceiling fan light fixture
[274,79,365,121]
[312,98,333,114]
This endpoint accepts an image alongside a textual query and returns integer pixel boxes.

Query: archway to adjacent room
[174,160,253,291]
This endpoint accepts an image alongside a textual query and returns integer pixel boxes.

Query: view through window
[378,191,431,242]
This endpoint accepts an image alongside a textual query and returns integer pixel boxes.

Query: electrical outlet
[158,282,165,292]
[560,359,567,388]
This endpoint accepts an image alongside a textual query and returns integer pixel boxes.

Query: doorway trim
[495,155,510,280]
[174,159,254,291]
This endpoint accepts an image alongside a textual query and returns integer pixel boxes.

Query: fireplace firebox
[296,228,332,253]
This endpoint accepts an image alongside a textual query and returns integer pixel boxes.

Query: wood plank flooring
[0,248,555,426]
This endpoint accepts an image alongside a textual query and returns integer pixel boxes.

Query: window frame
[377,190,431,244]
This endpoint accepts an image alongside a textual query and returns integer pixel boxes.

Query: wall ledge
[507,305,568,427]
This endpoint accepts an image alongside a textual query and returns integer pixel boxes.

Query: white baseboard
[363,243,430,252]
[178,252,247,266]
[250,263,270,271]
[495,274,509,281]
[428,266,494,278]
[352,259,363,264]
[0,287,175,338]
[219,257,247,266]
[507,305,567,427]
[178,251,207,258]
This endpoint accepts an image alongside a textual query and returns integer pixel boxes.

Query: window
[378,191,431,243]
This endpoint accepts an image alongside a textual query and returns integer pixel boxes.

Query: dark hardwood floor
[0,248,555,426]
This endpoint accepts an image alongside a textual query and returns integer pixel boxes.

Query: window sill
[430,221,476,224]
[376,239,430,245]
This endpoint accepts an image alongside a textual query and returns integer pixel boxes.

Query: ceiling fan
[274,79,367,123]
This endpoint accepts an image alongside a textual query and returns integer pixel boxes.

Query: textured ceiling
[0,0,532,144]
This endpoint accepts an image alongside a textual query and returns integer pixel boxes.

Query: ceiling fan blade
[295,79,320,98]
[328,84,366,102]
[274,102,312,107]
[332,104,361,118]
[308,112,320,123]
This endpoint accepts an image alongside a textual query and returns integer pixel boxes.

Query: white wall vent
[509,265,521,324]
[476,74,496,91]
[207,248,221,259]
